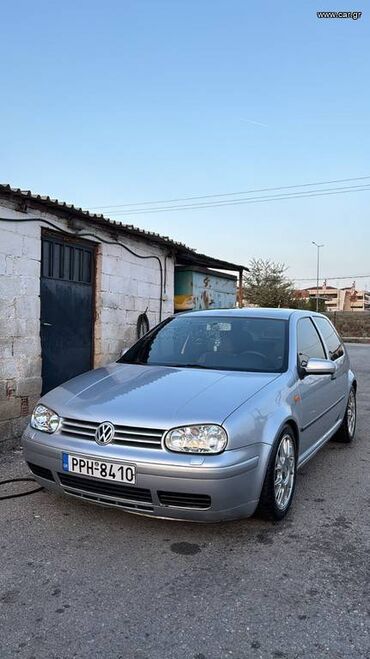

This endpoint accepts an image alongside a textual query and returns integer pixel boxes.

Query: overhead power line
[104,184,370,216]
[89,175,370,210]
[292,274,370,282]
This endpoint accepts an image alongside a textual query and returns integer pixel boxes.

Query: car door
[296,317,339,460]
[312,315,348,421]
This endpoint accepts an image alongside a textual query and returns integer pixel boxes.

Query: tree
[243,258,295,308]
[299,297,327,312]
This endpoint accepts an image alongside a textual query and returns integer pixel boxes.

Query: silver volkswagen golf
[23,309,357,522]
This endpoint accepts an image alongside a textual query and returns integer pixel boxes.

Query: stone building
[0,184,244,447]
[298,283,370,312]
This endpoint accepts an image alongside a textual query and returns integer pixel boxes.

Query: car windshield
[118,315,289,373]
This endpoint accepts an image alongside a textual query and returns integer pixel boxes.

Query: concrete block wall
[94,235,174,367]
[0,197,174,448]
[0,202,43,447]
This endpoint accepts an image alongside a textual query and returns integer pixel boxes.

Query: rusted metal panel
[174,267,237,311]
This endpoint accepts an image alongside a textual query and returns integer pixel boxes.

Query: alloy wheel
[274,434,295,510]
[347,389,356,438]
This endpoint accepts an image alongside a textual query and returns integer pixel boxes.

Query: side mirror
[303,358,336,376]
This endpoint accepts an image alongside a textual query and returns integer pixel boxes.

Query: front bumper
[22,425,271,522]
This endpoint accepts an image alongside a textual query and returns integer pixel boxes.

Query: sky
[1,0,369,288]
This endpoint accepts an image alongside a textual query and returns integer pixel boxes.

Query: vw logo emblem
[95,421,115,446]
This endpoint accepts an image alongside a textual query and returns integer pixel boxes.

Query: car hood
[41,363,281,428]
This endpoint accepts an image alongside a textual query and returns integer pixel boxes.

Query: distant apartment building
[297,282,370,312]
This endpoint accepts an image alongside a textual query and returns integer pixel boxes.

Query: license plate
[62,453,136,484]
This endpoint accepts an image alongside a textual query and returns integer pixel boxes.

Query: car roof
[180,308,328,321]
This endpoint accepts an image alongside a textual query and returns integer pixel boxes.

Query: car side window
[313,317,344,361]
[297,317,326,367]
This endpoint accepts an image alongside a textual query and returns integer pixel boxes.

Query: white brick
[0,217,39,238]
[5,256,14,275]
[137,282,151,299]
[13,336,41,356]
[16,377,42,397]
[0,339,13,359]
[0,276,20,299]
[0,398,21,420]
[122,326,136,345]
[9,257,40,278]
[125,295,136,311]
[0,229,23,257]
[21,277,40,296]
[100,306,119,321]
[126,279,138,296]
[150,282,160,297]
[17,357,42,379]
[0,359,18,379]
[15,296,40,320]
[107,339,125,356]
[0,253,6,275]
[0,305,16,337]
[131,264,147,281]
[135,297,147,312]
[12,319,40,338]
[126,310,139,325]
[148,298,160,313]
[22,236,41,260]
[100,273,110,292]
[100,292,121,310]
[104,244,122,259]
[147,311,158,327]
[101,256,121,276]
[108,275,126,294]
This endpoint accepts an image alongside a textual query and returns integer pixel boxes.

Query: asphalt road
[0,345,369,659]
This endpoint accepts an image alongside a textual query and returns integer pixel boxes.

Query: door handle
[41,322,52,327]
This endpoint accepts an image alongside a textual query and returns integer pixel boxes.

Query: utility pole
[312,241,324,311]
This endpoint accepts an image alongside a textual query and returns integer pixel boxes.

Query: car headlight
[164,425,228,454]
[31,405,60,433]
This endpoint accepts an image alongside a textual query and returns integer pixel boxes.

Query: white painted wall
[95,232,174,366]
[0,196,174,446]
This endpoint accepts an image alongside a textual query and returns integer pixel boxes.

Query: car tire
[255,426,297,521]
[333,387,357,444]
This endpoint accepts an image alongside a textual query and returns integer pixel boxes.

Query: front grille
[60,418,164,449]
[27,462,55,482]
[58,473,152,503]
[157,491,211,510]
[64,489,153,512]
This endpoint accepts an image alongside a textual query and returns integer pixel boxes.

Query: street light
[312,241,324,312]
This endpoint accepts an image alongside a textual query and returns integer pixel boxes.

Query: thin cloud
[241,118,269,128]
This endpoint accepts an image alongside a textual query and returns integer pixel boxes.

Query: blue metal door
[40,233,94,394]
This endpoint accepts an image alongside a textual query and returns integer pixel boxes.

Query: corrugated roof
[0,184,246,272]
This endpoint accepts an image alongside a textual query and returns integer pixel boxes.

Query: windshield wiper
[163,363,211,369]
[120,361,212,369]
